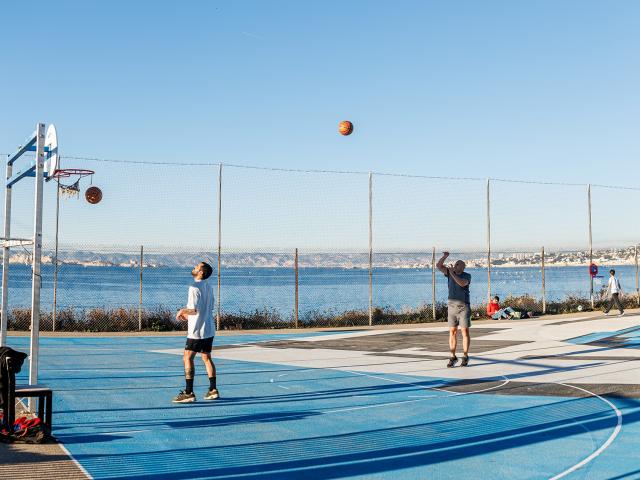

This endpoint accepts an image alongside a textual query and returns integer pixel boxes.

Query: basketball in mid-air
[338,120,353,136]
[85,186,103,204]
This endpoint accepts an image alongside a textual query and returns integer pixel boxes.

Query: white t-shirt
[186,279,215,339]
[608,276,621,294]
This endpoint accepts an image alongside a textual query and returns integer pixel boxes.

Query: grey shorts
[447,301,471,328]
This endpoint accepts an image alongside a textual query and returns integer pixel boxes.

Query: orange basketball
[85,186,103,205]
[338,120,353,136]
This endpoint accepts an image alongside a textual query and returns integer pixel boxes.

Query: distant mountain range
[5,246,639,269]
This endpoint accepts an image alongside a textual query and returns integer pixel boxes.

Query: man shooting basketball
[173,262,219,403]
[437,252,472,367]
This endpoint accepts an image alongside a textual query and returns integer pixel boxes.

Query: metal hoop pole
[29,123,46,394]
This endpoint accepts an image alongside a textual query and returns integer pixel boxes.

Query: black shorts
[185,336,214,353]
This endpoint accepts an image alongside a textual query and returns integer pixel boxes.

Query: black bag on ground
[0,347,28,431]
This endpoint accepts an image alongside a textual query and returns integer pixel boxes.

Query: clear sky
[1,1,639,252]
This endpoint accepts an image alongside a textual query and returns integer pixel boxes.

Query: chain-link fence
[2,159,640,331]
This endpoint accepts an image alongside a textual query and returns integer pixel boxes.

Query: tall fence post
[588,184,594,309]
[138,245,143,331]
[431,246,436,320]
[52,181,61,332]
[635,244,639,307]
[486,178,492,303]
[294,248,299,328]
[368,172,373,327]
[541,246,546,314]
[216,163,222,330]
[1,152,13,347]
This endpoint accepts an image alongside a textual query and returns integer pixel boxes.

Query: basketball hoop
[52,168,95,199]
[51,168,95,180]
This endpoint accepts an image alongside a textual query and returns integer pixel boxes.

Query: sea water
[2,264,636,316]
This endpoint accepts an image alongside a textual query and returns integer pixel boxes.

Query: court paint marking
[548,382,623,480]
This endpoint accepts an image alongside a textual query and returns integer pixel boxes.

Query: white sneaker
[618,312,625,317]
[603,312,610,316]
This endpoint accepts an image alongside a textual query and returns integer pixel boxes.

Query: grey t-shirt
[446,271,471,304]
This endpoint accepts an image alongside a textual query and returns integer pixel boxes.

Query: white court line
[322,370,510,414]
[324,368,622,480]
[14,397,94,480]
[547,383,623,480]
[278,385,290,390]
[57,442,94,479]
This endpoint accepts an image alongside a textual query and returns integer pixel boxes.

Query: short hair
[494,296,500,301]
[610,269,616,275]
[200,262,213,279]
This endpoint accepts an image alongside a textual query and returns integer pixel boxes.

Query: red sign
[589,263,598,277]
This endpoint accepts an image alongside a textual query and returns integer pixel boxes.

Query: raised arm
[436,252,450,275]
[448,269,470,288]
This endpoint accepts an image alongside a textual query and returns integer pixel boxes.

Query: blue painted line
[567,325,640,346]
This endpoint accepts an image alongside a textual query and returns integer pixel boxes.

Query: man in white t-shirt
[603,269,624,317]
[172,262,219,403]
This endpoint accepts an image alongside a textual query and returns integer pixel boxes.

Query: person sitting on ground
[487,296,501,317]
[487,295,516,320]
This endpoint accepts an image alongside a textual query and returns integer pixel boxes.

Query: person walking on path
[437,251,472,367]
[603,269,624,317]
[173,262,219,403]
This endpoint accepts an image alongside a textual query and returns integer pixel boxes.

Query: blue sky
[1,1,639,251]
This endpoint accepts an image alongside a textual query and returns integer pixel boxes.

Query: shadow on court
[66,397,638,480]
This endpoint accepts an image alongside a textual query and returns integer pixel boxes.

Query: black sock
[185,378,194,394]
[209,376,217,390]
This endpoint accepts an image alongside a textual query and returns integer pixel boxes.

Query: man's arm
[447,269,470,288]
[176,287,200,320]
[176,308,198,321]
[436,252,450,275]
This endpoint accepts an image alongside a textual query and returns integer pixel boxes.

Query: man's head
[191,262,213,280]
[493,295,499,303]
[610,269,616,276]
[453,260,466,275]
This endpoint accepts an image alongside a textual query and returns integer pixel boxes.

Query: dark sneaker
[618,312,625,317]
[204,388,220,400]
[447,356,458,368]
[460,356,469,367]
[172,390,196,403]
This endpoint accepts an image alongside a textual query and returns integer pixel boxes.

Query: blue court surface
[7,317,640,479]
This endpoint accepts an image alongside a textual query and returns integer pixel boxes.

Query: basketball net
[58,179,81,199]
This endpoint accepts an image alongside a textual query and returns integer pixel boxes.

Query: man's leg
[449,326,458,355]
[447,327,459,367]
[460,304,472,366]
[183,350,196,393]
[173,349,197,403]
[604,296,613,314]
[201,352,219,399]
[613,293,624,314]
[461,328,471,357]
